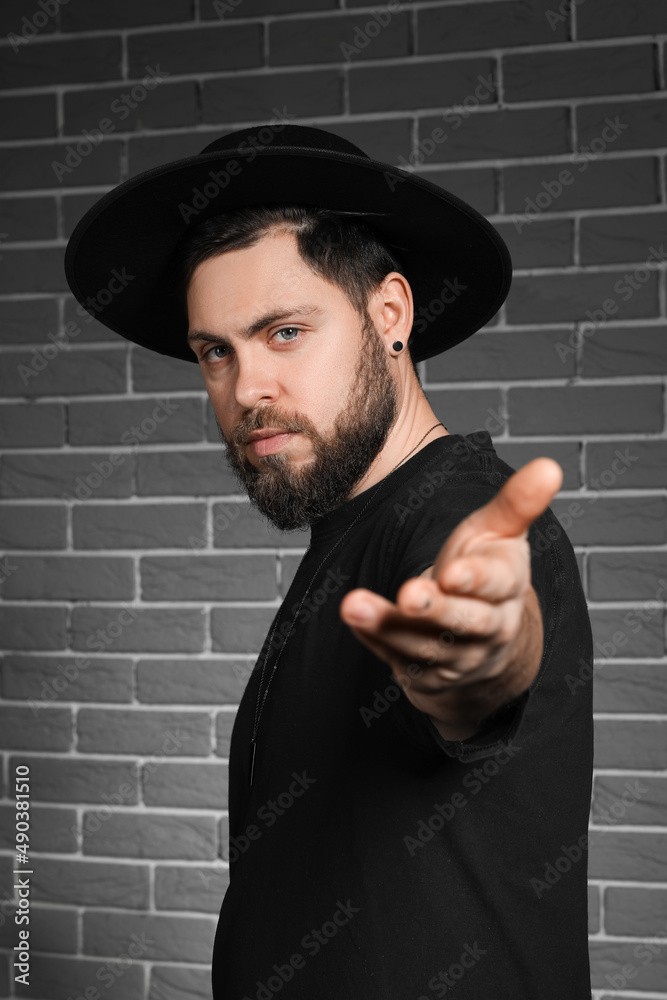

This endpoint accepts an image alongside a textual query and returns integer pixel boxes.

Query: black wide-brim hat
[64,122,512,365]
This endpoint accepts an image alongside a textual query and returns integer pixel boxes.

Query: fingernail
[352,601,375,620]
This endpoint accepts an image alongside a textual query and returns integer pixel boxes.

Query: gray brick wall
[0,0,665,997]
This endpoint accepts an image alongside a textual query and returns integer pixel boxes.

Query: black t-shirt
[211,431,594,1000]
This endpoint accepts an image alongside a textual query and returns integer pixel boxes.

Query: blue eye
[274,327,300,342]
[200,327,302,363]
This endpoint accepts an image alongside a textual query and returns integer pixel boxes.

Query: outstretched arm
[339,457,563,741]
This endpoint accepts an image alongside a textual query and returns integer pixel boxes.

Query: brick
[68,397,201,446]
[509,385,662,435]
[312,118,413,166]
[74,502,207,550]
[350,57,495,114]
[551,495,667,546]
[0,195,57,239]
[72,605,206,654]
[492,440,581,489]
[580,211,667,265]
[431,328,577,382]
[140,553,276,601]
[504,43,656,102]
[208,606,288,654]
[202,0,336,15]
[0,605,66,649]
[589,552,667,601]
[83,813,217,860]
[77,708,211,755]
[203,69,343,122]
[128,24,262,77]
[0,904,76,953]
[136,448,238,496]
[23,954,144,1000]
[419,166,496,215]
[1,348,127,400]
[63,81,198,137]
[211,501,310,549]
[0,804,77,853]
[578,0,667,39]
[132,350,207,393]
[590,608,664,658]
[0,0,58,36]
[591,938,667,992]
[0,451,133,500]
[127,131,204,177]
[588,884,600,934]
[421,0,568,52]
[0,299,58,347]
[494,218,573,268]
[85,909,216,963]
[595,663,667,713]
[215,711,236,756]
[3,655,133,704]
[506,270,659,325]
[137,658,248,703]
[0,36,122,89]
[0,706,71,750]
[593,774,667,826]
[587,440,667,488]
[422,389,504,436]
[149,964,214,998]
[18,756,140,804]
[143,762,227,808]
[155,864,227,911]
[578,98,667,152]
[32,859,150,909]
[0,248,68,294]
[418,106,569,163]
[62,0,192,30]
[0,402,65,447]
[270,11,409,65]
[588,829,667,880]
[2,555,134,600]
[583,325,667,377]
[594,720,666,769]
[504,156,659,213]
[605,887,667,936]
[0,139,122,190]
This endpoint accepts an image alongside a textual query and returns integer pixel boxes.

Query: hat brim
[64,145,512,364]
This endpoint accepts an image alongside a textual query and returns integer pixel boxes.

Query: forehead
[186,228,355,328]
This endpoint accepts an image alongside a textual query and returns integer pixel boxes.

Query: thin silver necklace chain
[248,421,446,786]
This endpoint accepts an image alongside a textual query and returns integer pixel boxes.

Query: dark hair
[168,204,421,382]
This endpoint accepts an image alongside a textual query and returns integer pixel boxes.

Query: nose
[232,344,281,413]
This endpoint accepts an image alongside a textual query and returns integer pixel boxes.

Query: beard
[217,310,400,532]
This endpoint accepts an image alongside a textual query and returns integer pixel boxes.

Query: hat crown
[199,124,370,159]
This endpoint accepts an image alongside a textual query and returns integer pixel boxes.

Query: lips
[245,429,298,457]
[245,428,291,443]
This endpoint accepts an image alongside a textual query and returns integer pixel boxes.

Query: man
[65,123,594,999]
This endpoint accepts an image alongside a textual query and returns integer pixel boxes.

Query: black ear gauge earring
[392,340,403,352]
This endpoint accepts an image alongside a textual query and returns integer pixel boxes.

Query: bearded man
[65,123,594,1000]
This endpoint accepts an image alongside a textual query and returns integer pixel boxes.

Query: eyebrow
[187,304,325,347]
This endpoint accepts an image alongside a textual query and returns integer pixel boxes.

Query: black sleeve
[381,476,561,762]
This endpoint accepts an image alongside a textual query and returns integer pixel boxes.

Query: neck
[347,383,449,500]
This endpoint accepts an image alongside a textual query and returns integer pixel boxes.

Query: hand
[339,457,563,735]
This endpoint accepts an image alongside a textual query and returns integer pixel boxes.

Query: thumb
[434,457,563,573]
